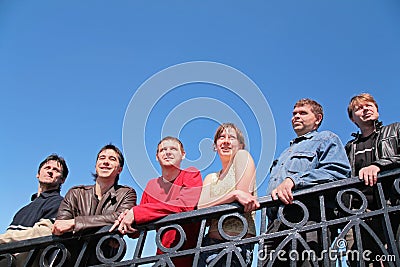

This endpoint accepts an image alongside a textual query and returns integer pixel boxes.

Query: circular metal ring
[156,224,186,253]
[95,233,126,264]
[217,212,248,241]
[39,242,69,267]
[277,200,309,228]
[336,188,368,215]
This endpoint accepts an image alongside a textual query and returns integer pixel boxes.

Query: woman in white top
[197,123,259,267]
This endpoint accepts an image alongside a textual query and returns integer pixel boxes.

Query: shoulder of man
[182,166,200,174]
[344,139,353,153]
[344,131,359,148]
[67,185,94,191]
[114,184,136,191]
[382,122,400,129]
[314,130,340,139]
[181,167,202,186]
[143,177,159,190]
[375,122,400,139]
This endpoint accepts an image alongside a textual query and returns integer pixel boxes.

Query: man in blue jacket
[265,98,350,265]
[267,98,350,204]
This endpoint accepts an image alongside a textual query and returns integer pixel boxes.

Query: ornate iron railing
[1,168,400,267]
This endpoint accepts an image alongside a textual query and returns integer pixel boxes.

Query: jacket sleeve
[0,219,53,244]
[73,188,137,233]
[290,133,351,189]
[56,188,77,220]
[374,156,400,172]
[344,141,352,161]
[372,123,400,172]
[133,171,202,224]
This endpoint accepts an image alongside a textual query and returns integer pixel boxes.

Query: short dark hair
[38,154,69,181]
[96,144,124,168]
[213,123,245,149]
[93,144,124,185]
[294,98,324,128]
[157,136,185,154]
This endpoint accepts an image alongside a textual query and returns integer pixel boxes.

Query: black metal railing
[1,168,400,267]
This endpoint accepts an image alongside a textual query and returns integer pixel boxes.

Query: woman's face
[215,127,243,159]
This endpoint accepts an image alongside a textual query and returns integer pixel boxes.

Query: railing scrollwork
[1,168,400,266]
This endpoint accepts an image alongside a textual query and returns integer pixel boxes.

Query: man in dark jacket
[52,144,136,265]
[345,93,400,266]
[53,144,137,235]
[346,93,400,196]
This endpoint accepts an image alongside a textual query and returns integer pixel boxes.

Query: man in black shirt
[351,133,377,206]
[345,93,400,266]
[0,154,68,243]
[346,93,400,200]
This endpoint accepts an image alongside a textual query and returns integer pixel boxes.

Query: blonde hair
[347,93,378,119]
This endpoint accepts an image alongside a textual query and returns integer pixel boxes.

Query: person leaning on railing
[265,98,351,266]
[52,144,137,265]
[0,154,69,266]
[111,136,203,267]
[197,122,260,267]
[345,93,400,266]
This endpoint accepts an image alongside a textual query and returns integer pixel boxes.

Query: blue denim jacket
[266,130,351,195]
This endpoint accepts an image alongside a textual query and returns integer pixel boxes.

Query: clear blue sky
[1,0,399,264]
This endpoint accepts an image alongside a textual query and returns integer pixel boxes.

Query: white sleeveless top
[208,163,256,237]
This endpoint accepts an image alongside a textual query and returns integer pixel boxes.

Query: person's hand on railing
[109,209,136,235]
[233,190,260,212]
[270,178,295,205]
[52,219,75,235]
[359,165,381,186]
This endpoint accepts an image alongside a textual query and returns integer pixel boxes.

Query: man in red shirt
[111,136,203,266]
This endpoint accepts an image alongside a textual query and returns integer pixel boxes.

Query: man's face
[37,160,65,187]
[95,149,122,180]
[215,127,243,159]
[351,101,379,128]
[156,140,185,169]
[291,104,322,137]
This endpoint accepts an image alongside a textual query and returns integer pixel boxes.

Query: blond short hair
[347,93,378,120]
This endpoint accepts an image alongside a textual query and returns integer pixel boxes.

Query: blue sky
[1,0,399,263]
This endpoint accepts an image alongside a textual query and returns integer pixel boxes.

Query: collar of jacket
[290,130,317,145]
[30,188,61,201]
[94,184,120,201]
[351,120,383,139]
